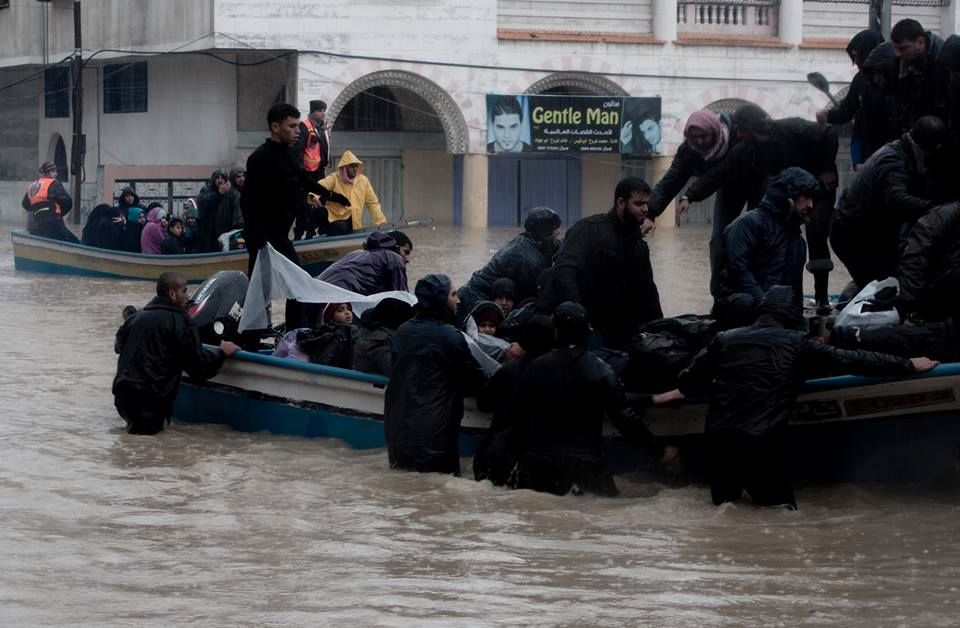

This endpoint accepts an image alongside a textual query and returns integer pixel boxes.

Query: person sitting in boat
[457,207,562,325]
[113,272,239,435]
[672,286,938,509]
[140,204,168,255]
[473,314,554,486]
[897,202,960,322]
[540,178,662,349]
[492,278,516,316]
[117,186,145,217]
[514,302,679,497]
[197,169,243,253]
[464,300,511,363]
[384,274,486,475]
[122,206,146,253]
[81,203,114,248]
[317,150,387,236]
[274,303,358,369]
[713,167,819,329]
[161,218,187,255]
[182,199,199,253]
[21,161,78,243]
[355,298,415,377]
[81,203,126,250]
[316,231,411,295]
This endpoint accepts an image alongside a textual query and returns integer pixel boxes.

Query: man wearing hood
[114,272,239,435]
[316,230,410,295]
[515,302,677,497]
[196,169,242,252]
[715,168,819,327]
[674,286,937,508]
[384,274,486,475]
[817,30,885,167]
[117,186,144,215]
[860,41,908,157]
[22,162,77,243]
[355,297,415,377]
[687,105,839,311]
[545,177,662,349]
[317,150,387,235]
[457,207,562,325]
[648,109,746,296]
[831,116,944,289]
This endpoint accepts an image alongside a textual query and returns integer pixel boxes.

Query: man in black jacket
[686,105,839,311]
[891,19,949,129]
[674,286,936,508]
[516,302,677,496]
[831,116,944,289]
[196,169,242,252]
[457,207,562,324]
[545,177,662,348]
[113,272,239,435]
[384,274,486,475]
[242,103,349,326]
[716,168,818,327]
[897,202,960,322]
[647,109,745,296]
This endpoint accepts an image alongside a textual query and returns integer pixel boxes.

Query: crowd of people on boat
[109,18,960,508]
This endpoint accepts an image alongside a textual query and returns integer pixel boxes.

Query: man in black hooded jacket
[113,272,239,434]
[831,116,943,288]
[674,286,936,508]
[384,274,486,475]
[457,207,562,324]
[545,177,663,348]
[897,202,960,322]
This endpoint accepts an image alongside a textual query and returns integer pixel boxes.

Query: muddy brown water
[1,224,958,626]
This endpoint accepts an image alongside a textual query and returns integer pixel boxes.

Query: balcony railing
[678,0,780,36]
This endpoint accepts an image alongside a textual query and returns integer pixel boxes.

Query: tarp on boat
[239,244,417,332]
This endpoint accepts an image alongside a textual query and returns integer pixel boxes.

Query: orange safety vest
[26,177,61,215]
[302,118,323,173]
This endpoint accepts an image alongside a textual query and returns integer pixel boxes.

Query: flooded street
[1,224,959,626]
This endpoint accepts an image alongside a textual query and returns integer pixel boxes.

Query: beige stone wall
[401,149,454,225]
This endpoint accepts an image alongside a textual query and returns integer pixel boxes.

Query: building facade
[1,0,956,226]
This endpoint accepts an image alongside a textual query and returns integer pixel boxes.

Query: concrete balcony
[678,0,780,36]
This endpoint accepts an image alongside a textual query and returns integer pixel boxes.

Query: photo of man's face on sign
[487,95,533,153]
[620,98,662,158]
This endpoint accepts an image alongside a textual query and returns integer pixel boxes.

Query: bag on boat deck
[834,277,901,330]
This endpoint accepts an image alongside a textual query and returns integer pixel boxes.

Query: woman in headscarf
[140,203,169,255]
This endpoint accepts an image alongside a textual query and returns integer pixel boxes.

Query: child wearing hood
[317,150,387,235]
[161,217,187,255]
[273,302,357,369]
[140,203,168,254]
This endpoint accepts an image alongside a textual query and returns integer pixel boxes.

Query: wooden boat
[173,350,960,483]
[11,230,366,282]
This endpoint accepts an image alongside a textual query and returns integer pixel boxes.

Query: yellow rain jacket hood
[319,150,386,230]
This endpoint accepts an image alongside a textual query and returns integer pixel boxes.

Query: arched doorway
[328,71,467,225]
[47,133,68,183]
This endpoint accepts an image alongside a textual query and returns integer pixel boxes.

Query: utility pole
[70,0,84,224]
[869,0,892,40]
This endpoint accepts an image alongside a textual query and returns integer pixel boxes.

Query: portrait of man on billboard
[620,97,662,157]
[487,95,533,153]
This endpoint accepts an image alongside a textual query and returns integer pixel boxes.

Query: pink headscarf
[683,109,728,161]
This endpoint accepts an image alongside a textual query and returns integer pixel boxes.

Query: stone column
[778,0,803,46]
[461,153,488,228]
[652,0,678,42]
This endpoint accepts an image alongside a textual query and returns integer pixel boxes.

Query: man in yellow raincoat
[316,150,387,235]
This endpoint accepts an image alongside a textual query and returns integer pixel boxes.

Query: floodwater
[1,223,958,627]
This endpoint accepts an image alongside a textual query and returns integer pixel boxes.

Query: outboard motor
[187,271,248,345]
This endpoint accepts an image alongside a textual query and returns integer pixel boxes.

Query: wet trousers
[29,215,79,244]
[114,389,169,435]
[708,427,796,509]
[517,451,619,497]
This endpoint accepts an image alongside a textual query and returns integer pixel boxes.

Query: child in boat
[161,218,186,255]
[273,303,358,369]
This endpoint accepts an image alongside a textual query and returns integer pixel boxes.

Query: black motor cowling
[187,271,248,345]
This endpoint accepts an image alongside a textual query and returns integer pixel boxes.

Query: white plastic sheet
[238,244,417,332]
[834,277,901,329]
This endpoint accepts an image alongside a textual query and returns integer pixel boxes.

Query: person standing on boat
[196,169,242,253]
[21,162,78,243]
[456,206,562,325]
[113,272,240,435]
[672,286,938,509]
[316,151,387,236]
[316,230,411,295]
[292,100,331,239]
[541,177,662,349]
[384,274,485,475]
[242,102,350,327]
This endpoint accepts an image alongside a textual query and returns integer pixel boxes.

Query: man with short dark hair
[242,102,350,326]
[890,19,948,127]
[545,177,662,348]
[21,162,77,243]
[292,99,332,239]
[113,272,239,435]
